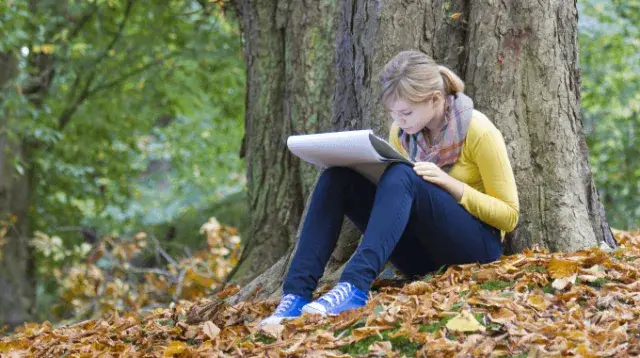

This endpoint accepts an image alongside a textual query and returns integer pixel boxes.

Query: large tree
[215,0,617,308]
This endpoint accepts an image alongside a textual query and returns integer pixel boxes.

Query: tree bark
[0,53,35,329]
[214,0,614,311]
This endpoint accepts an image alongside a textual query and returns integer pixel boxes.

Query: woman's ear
[431,91,443,106]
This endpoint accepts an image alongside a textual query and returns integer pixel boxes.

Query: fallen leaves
[548,256,580,278]
[2,229,640,356]
[202,321,221,341]
[551,273,578,290]
[445,311,486,332]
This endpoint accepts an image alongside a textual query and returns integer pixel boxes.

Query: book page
[287,130,384,168]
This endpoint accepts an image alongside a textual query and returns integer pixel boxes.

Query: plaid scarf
[398,92,473,172]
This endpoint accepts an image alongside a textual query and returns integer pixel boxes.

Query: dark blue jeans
[283,163,502,300]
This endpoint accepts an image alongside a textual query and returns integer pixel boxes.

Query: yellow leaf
[163,341,188,357]
[548,257,579,278]
[202,321,220,341]
[445,311,486,332]
[33,44,55,54]
[526,295,550,311]
[450,12,462,20]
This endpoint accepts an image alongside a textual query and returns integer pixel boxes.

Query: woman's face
[388,96,442,135]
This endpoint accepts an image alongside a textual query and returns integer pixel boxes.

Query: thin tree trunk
[0,53,35,329]
[205,0,614,316]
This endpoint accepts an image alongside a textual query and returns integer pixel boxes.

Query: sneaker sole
[301,304,329,317]
[258,315,299,327]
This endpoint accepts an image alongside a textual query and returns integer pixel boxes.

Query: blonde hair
[379,50,464,106]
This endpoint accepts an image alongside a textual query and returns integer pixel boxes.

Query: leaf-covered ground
[2,230,640,357]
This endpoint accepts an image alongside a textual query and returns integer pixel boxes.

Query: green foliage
[579,0,640,229]
[1,0,246,320]
[1,1,246,239]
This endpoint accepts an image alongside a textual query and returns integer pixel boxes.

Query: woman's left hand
[413,161,464,201]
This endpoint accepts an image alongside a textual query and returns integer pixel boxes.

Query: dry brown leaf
[260,323,284,340]
[202,321,220,341]
[475,268,498,282]
[488,307,516,324]
[351,326,385,342]
[445,311,486,332]
[402,281,431,295]
[369,341,393,356]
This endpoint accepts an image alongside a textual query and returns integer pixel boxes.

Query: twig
[173,268,188,302]
[125,266,173,277]
[150,235,178,267]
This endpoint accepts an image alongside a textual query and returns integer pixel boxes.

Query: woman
[260,50,519,326]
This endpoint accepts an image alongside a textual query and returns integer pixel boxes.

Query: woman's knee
[379,163,416,186]
[320,166,361,182]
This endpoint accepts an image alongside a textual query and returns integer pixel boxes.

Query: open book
[287,130,413,183]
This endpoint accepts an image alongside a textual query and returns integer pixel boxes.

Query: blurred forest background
[0,0,637,325]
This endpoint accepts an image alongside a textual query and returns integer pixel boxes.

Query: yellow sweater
[389,110,519,234]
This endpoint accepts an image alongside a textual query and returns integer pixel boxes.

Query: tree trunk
[0,53,35,329]
[215,0,614,310]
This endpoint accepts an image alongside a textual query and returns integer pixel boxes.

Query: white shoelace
[274,294,296,315]
[320,282,352,306]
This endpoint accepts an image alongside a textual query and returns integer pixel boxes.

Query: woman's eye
[403,112,412,116]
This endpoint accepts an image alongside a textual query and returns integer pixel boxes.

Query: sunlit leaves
[3,229,640,356]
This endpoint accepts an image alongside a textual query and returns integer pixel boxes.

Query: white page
[287,130,384,168]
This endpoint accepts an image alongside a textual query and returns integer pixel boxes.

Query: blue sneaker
[259,294,310,326]
[302,282,368,316]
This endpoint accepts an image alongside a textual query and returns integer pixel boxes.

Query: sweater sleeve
[458,130,520,232]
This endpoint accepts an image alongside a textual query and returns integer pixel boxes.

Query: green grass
[254,334,276,345]
[419,316,453,333]
[510,353,528,358]
[450,301,465,312]
[586,278,610,289]
[542,284,555,294]
[334,319,366,338]
[478,280,512,291]
[337,329,422,356]
[524,265,546,273]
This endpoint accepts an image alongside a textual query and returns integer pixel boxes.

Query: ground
[1,229,639,357]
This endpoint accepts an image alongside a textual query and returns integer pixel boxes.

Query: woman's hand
[413,161,464,201]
